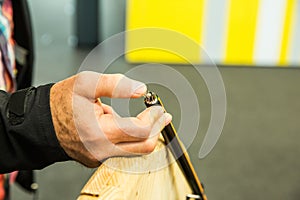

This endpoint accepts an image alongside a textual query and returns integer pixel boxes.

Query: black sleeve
[0,84,70,174]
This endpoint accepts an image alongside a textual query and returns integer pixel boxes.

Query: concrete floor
[10,0,300,199]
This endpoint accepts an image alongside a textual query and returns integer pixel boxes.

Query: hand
[50,71,172,167]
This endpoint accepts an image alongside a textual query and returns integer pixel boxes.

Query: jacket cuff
[7,84,71,170]
[37,84,71,161]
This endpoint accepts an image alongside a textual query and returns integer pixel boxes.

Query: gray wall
[98,0,126,41]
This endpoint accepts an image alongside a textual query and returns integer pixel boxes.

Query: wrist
[50,79,100,168]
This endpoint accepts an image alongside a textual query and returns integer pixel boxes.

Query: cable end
[144,91,159,106]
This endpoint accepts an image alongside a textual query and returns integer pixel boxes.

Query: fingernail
[164,113,172,125]
[133,82,147,97]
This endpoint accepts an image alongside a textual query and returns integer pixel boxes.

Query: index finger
[74,72,147,99]
[96,74,147,98]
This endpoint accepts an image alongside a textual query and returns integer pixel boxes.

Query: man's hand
[50,71,171,167]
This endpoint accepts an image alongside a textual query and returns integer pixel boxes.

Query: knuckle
[114,73,125,80]
[103,73,123,83]
[78,71,88,76]
[77,71,96,80]
[75,71,99,88]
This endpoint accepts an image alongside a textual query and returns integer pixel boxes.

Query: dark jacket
[0,0,69,174]
[0,85,69,174]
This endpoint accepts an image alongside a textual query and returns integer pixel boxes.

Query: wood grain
[77,139,192,200]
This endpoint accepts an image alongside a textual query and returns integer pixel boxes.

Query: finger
[74,72,146,99]
[96,74,147,98]
[101,103,118,115]
[98,106,171,143]
[114,133,160,155]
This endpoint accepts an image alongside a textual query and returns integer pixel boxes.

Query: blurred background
[11,0,300,199]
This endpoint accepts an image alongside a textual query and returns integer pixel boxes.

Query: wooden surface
[77,139,192,200]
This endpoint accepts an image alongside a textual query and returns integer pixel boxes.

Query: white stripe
[289,1,300,65]
[202,0,229,64]
[254,0,286,66]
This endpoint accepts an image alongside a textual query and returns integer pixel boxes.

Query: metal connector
[144,91,159,106]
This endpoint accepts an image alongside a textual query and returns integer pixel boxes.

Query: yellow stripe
[225,0,260,65]
[126,0,205,64]
[279,0,297,66]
